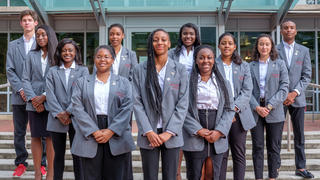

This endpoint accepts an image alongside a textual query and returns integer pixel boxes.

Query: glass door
[127,28,179,63]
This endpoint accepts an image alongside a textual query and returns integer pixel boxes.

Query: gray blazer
[249,59,289,123]
[215,56,256,131]
[168,48,179,62]
[93,47,138,81]
[276,42,312,107]
[46,65,89,133]
[6,36,36,105]
[71,73,135,158]
[22,50,50,111]
[132,59,189,149]
[182,74,235,154]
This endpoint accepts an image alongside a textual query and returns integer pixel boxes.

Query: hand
[158,132,173,143]
[95,129,115,143]
[256,106,270,118]
[146,131,163,148]
[31,95,46,108]
[92,130,103,140]
[197,128,210,138]
[232,117,237,123]
[19,90,27,102]
[205,130,223,143]
[56,111,71,125]
[35,104,45,113]
[283,91,298,106]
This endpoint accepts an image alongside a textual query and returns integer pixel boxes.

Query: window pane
[10,0,27,6]
[200,27,216,52]
[131,32,178,63]
[0,0,7,6]
[10,33,23,41]
[240,32,269,62]
[86,32,99,73]
[0,33,8,85]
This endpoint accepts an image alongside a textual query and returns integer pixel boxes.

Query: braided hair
[145,29,170,117]
[189,45,231,110]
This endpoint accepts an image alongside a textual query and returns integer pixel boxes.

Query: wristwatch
[267,104,273,111]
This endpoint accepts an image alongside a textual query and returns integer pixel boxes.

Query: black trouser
[284,106,306,169]
[51,123,82,180]
[251,116,284,179]
[140,128,180,180]
[184,109,224,180]
[81,115,132,180]
[12,105,46,167]
[219,114,247,180]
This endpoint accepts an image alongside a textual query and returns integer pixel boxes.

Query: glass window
[0,33,8,112]
[10,33,23,41]
[86,32,99,73]
[131,32,179,63]
[200,27,216,52]
[10,0,27,6]
[239,32,269,62]
[0,0,7,6]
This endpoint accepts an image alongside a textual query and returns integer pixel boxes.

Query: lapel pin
[272,64,275,67]
[167,77,171,81]
[70,75,74,78]
[171,72,175,76]
[112,81,116,85]
[295,50,299,56]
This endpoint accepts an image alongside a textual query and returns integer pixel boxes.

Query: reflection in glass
[86,32,99,73]
[10,0,27,6]
[200,27,216,53]
[0,0,7,6]
[131,32,179,63]
[240,32,269,62]
[10,33,23,41]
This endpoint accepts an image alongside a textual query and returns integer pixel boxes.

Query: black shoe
[295,169,314,178]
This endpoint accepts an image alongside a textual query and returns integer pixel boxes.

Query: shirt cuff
[42,92,46,96]
[18,88,23,92]
[293,89,300,96]
[143,130,152,136]
[235,105,241,113]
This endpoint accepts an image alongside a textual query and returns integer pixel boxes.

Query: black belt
[198,109,217,113]
[260,98,265,103]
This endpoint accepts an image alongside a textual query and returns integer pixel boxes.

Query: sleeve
[234,63,253,111]
[45,69,64,118]
[71,78,99,139]
[6,43,23,93]
[293,48,312,95]
[128,51,138,81]
[22,54,37,101]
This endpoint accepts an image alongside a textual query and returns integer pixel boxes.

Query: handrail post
[286,111,291,151]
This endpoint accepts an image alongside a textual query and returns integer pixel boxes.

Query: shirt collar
[283,40,295,48]
[158,59,169,75]
[198,73,216,83]
[116,46,123,57]
[23,34,35,43]
[181,45,194,54]
[59,61,76,69]
[223,62,232,68]
[259,58,270,64]
[95,75,110,84]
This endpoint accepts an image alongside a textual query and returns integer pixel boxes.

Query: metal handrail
[0,82,10,89]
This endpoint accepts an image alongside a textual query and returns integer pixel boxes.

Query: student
[168,22,201,180]
[46,38,89,180]
[108,23,138,81]
[6,10,47,177]
[182,45,234,180]
[71,45,135,180]
[22,24,58,180]
[249,34,289,180]
[168,23,201,74]
[216,33,256,180]
[132,29,189,180]
[277,20,313,178]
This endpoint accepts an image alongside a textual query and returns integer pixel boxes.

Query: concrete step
[1,148,319,161]
[1,158,320,172]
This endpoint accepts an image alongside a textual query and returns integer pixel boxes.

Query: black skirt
[28,111,50,138]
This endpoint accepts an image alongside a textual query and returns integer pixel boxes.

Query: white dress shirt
[94,75,111,115]
[113,46,123,75]
[156,60,168,129]
[23,35,35,55]
[40,50,48,77]
[59,61,76,86]
[223,62,234,97]
[179,46,194,74]
[259,58,269,98]
[197,74,220,110]
[283,40,295,67]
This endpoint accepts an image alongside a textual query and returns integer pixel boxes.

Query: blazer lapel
[87,74,97,118]
[232,63,240,94]
[162,59,175,97]
[67,66,78,93]
[265,60,274,84]
[34,51,43,76]
[107,74,116,117]
[57,67,67,92]
[118,47,128,75]
[252,61,260,85]
[289,44,300,70]
[17,37,26,59]
[278,43,289,69]
[215,57,226,79]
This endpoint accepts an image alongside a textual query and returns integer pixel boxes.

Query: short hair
[19,10,38,22]
[280,20,296,29]
[252,34,278,61]
[108,23,124,34]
